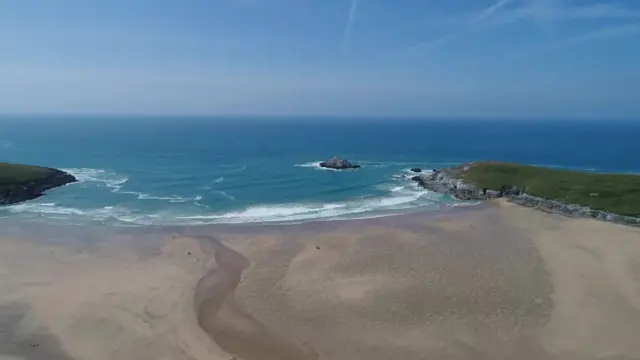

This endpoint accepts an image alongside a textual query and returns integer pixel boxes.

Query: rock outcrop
[319,156,360,170]
[410,164,640,227]
[410,166,495,201]
[0,168,77,205]
[410,168,422,173]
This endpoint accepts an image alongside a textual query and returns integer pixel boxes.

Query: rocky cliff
[411,164,640,227]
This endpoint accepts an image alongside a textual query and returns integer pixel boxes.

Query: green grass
[458,162,640,217]
[0,163,55,188]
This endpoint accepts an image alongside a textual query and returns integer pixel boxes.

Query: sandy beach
[1,201,640,360]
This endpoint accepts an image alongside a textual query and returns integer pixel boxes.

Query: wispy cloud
[554,22,640,47]
[506,20,640,60]
[562,3,640,20]
[484,2,640,30]
[343,0,360,54]
[403,0,640,55]
[470,0,517,27]
[403,0,516,53]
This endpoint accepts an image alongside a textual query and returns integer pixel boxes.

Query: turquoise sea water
[1,117,639,226]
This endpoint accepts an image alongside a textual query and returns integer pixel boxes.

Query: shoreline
[0,199,490,238]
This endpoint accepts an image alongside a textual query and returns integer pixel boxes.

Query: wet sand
[1,201,640,359]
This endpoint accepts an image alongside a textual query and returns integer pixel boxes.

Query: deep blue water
[1,117,639,225]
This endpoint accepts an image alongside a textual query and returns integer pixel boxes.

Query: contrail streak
[404,0,516,53]
[470,0,516,26]
[343,0,360,54]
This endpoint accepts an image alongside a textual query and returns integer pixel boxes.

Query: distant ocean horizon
[1,116,639,226]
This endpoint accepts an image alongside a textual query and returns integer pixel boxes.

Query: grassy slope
[458,162,640,217]
[0,163,56,189]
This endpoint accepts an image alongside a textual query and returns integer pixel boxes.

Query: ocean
[1,116,639,226]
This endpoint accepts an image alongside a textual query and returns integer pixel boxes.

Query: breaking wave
[62,168,202,203]
[2,172,466,225]
[295,161,339,171]
[0,163,476,226]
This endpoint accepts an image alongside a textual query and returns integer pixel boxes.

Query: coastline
[2,202,640,359]
[412,163,640,227]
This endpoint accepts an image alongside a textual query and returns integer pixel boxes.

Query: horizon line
[0,113,638,121]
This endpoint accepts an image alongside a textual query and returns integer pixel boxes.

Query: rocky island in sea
[0,163,77,205]
[411,161,640,226]
[319,156,361,170]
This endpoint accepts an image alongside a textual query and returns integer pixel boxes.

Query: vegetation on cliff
[457,162,640,217]
[1,163,57,184]
[0,163,77,205]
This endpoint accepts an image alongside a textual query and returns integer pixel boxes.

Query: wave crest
[5,166,474,226]
[294,161,339,171]
[63,168,129,191]
[63,168,201,203]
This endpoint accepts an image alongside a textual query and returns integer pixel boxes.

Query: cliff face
[411,165,512,201]
[0,169,77,205]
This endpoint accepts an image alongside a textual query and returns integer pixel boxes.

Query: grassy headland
[0,163,59,185]
[458,162,640,217]
[0,163,77,204]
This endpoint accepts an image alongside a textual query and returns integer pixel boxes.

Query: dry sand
[1,201,640,359]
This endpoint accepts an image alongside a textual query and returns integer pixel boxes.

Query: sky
[0,0,639,117]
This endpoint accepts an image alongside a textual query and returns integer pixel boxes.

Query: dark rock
[319,156,360,170]
[0,169,77,205]
[500,185,522,196]
[410,168,422,173]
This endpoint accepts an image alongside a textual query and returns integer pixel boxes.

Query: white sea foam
[215,191,236,200]
[7,202,131,219]
[178,203,349,223]
[142,194,202,203]
[129,192,202,203]
[62,168,129,191]
[294,161,340,171]
[63,168,201,204]
[219,164,247,173]
[3,186,449,226]
[176,184,432,224]
[4,166,467,226]
[213,177,224,183]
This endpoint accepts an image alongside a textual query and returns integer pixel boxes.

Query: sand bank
[1,201,640,359]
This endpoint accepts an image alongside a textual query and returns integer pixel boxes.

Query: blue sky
[1,0,639,117]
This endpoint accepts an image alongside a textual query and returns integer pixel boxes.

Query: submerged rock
[319,156,360,170]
